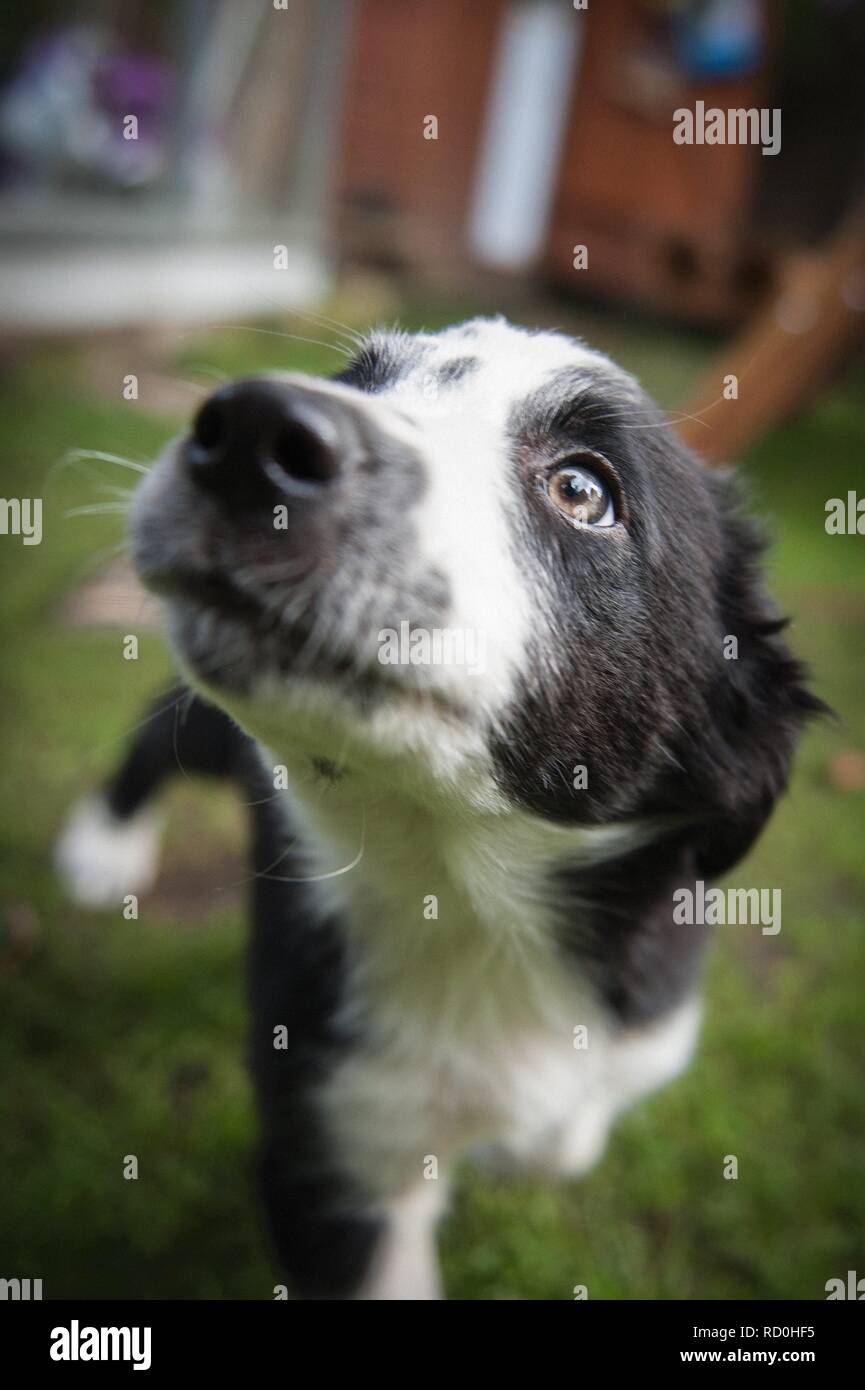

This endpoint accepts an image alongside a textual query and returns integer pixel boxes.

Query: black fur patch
[493,366,823,1008]
[554,836,711,1025]
[333,330,431,394]
[247,788,381,1298]
[435,355,479,385]
[103,691,381,1298]
[494,373,822,859]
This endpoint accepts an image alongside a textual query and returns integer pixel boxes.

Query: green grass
[1,300,863,1299]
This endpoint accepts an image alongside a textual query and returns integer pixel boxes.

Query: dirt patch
[56,555,161,630]
[144,854,247,923]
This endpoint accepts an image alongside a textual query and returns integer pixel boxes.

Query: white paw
[54,796,161,909]
[530,1105,611,1178]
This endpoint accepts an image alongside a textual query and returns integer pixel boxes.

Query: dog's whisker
[235,282,366,353]
[222,324,353,359]
[167,698,285,812]
[178,361,231,383]
[94,484,136,501]
[60,448,150,475]
[86,690,193,759]
[253,813,365,886]
[45,449,150,498]
[169,378,212,398]
[64,502,130,519]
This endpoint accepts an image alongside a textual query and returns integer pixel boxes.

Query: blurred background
[1,0,864,1300]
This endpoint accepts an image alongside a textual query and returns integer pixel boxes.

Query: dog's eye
[546,462,616,527]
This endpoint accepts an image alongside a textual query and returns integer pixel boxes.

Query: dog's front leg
[259,1136,446,1300]
[355,1184,446,1301]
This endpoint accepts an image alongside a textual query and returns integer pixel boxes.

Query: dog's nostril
[193,397,226,452]
[270,419,340,487]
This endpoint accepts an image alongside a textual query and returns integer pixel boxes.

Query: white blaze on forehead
[371,320,612,711]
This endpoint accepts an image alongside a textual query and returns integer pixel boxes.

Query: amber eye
[546,462,616,527]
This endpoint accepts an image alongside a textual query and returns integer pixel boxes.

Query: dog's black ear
[684,474,826,880]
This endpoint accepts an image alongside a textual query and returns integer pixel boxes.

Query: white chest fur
[285,787,701,1202]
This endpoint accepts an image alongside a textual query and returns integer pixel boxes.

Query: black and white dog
[57,317,819,1299]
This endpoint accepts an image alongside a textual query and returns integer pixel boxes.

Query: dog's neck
[280,758,657,945]
[217,681,664,951]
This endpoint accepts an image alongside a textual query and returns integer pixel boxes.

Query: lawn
[1,297,863,1299]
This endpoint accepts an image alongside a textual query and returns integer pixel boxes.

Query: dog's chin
[164,588,470,730]
[165,588,354,698]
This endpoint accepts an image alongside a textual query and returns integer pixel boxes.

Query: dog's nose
[185,379,348,503]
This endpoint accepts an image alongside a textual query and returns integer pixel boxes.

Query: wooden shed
[335,0,779,325]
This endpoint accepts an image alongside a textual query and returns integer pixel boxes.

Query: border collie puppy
[57,317,819,1299]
